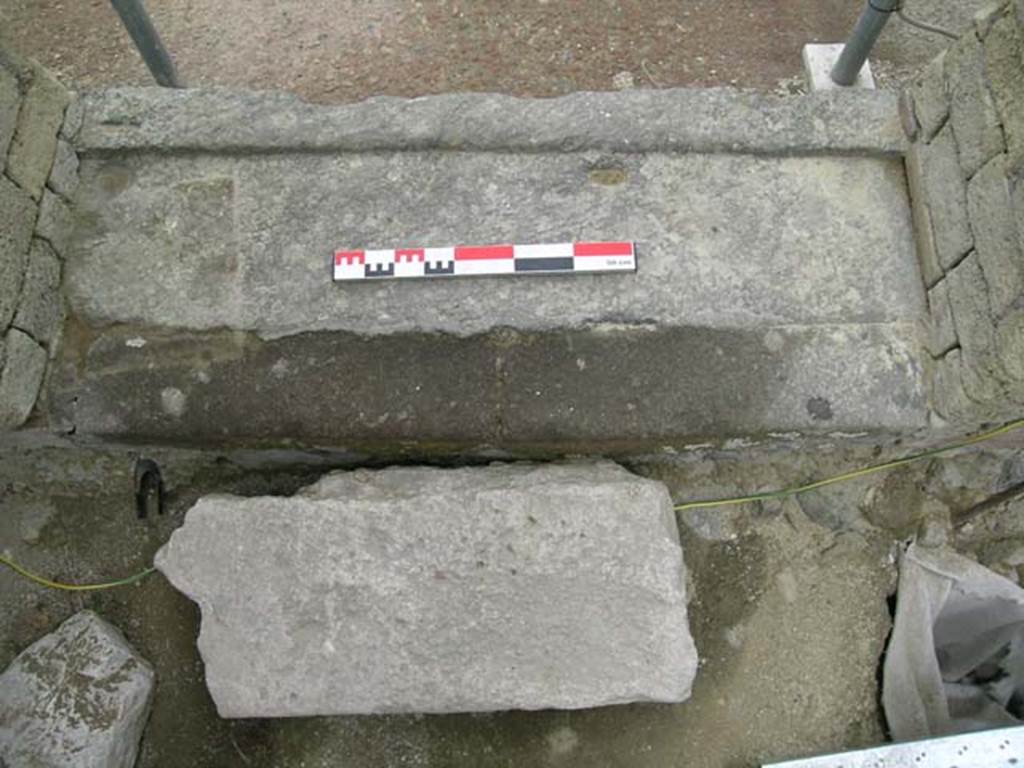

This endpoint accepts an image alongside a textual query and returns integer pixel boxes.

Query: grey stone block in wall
[905,142,944,287]
[960,344,1009,404]
[35,188,73,258]
[909,54,949,143]
[967,155,1024,317]
[46,139,78,200]
[984,16,1024,175]
[996,310,1024,383]
[932,349,976,421]
[0,610,155,768]
[74,86,905,157]
[0,64,19,174]
[926,279,958,356]
[13,239,62,348]
[946,34,1006,179]
[0,175,36,330]
[975,0,1011,40]
[946,250,997,355]
[921,126,975,269]
[0,328,47,429]
[4,59,68,200]
[156,462,698,717]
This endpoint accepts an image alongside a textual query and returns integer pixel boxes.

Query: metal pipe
[831,0,899,86]
[109,0,183,88]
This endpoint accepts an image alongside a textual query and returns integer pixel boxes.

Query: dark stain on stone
[806,396,833,421]
[588,167,628,186]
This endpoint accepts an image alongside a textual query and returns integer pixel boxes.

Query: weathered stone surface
[931,349,976,421]
[975,0,1011,39]
[946,34,1005,178]
[984,16,1024,174]
[59,94,83,142]
[0,328,46,429]
[75,87,904,157]
[13,239,62,347]
[0,64,19,173]
[996,309,1024,382]
[926,279,958,356]
[0,175,36,330]
[946,250,996,355]
[36,188,72,257]
[155,462,697,716]
[909,54,949,143]
[46,139,78,200]
[68,152,920,338]
[967,155,1024,316]
[905,142,944,287]
[921,126,975,269]
[49,322,928,452]
[0,610,154,768]
[5,60,69,200]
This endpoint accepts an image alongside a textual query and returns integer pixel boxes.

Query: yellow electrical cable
[674,417,1024,512]
[0,554,155,592]
[2,419,1023,590]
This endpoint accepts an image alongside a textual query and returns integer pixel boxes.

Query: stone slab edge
[75,86,904,157]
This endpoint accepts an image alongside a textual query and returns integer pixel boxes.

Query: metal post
[831,0,899,86]
[109,0,183,88]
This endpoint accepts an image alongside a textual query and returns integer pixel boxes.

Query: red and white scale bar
[333,242,636,281]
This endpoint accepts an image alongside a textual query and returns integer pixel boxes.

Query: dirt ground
[0,0,988,101]
[2,436,1023,767]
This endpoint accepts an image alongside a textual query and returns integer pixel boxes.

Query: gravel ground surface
[0,0,988,101]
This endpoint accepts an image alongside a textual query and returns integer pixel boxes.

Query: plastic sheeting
[883,543,1024,741]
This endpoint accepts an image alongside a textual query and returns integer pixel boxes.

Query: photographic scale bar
[333,242,636,282]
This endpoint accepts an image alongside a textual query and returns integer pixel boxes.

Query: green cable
[3,419,1022,590]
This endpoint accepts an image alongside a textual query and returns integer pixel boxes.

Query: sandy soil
[0,0,986,101]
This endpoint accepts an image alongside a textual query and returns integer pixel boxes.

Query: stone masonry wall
[0,49,77,430]
[903,0,1024,424]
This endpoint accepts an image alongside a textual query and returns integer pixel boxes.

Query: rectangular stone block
[35,188,72,257]
[921,126,975,269]
[926,279,958,356]
[946,250,996,356]
[155,462,698,717]
[46,139,78,201]
[5,58,68,200]
[0,610,154,768]
[909,54,948,143]
[975,0,1011,40]
[0,328,47,429]
[984,16,1024,175]
[905,142,944,287]
[0,175,36,330]
[967,155,1024,316]
[13,238,62,348]
[946,33,1005,179]
[931,349,976,422]
[0,64,19,174]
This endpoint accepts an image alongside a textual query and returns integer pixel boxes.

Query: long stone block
[0,175,36,330]
[946,34,1005,178]
[967,155,1024,317]
[155,462,698,717]
[921,126,975,270]
[0,64,19,173]
[0,328,46,428]
[909,54,948,143]
[5,57,69,201]
[984,16,1024,175]
[0,611,154,768]
[67,151,921,339]
[75,87,904,156]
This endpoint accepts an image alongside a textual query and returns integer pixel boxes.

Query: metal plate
[764,726,1024,768]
